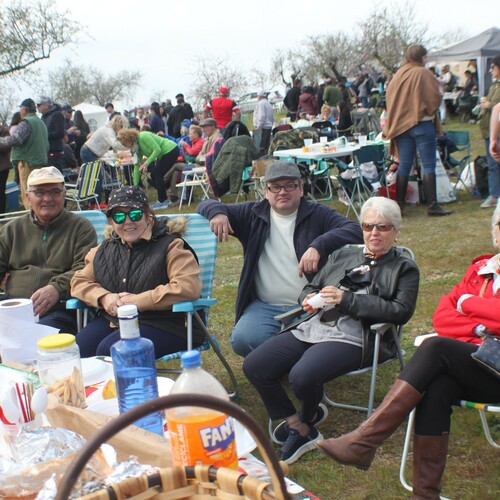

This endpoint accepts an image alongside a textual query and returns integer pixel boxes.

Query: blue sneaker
[276,427,323,464]
[150,199,172,210]
[273,403,328,445]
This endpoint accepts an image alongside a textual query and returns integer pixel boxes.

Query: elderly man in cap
[0,167,97,333]
[0,98,49,208]
[197,160,363,357]
[37,96,66,174]
[203,87,241,132]
[167,93,194,138]
[196,118,222,165]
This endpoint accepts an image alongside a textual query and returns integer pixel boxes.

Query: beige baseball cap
[27,167,65,188]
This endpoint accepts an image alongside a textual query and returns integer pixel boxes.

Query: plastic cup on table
[307,293,328,309]
[319,136,328,144]
[304,138,313,147]
[359,135,368,146]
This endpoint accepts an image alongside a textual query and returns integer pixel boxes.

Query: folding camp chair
[332,145,387,221]
[322,245,414,416]
[65,160,102,210]
[154,213,239,399]
[399,334,500,500]
[443,130,472,195]
[311,120,336,141]
[175,166,211,208]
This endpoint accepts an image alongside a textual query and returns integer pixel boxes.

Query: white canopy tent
[73,102,108,132]
[429,27,500,96]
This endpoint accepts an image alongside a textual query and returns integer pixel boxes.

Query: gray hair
[360,197,402,230]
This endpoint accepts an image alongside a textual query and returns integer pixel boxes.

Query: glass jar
[36,334,86,408]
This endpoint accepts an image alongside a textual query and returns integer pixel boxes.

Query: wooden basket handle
[55,394,290,500]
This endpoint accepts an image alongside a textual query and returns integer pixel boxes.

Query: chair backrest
[353,144,386,167]
[76,161,102,198]
[182,214,218,301]
[446,130,470,150]
[72,210,108,244]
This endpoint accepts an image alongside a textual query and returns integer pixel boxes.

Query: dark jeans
[400,336,500,435]
[76,315,187,357]
[39,309,78,335]
[151,148,179,202]
[395,120,437,177]
[0,169,10,213]
[243,331,362,422]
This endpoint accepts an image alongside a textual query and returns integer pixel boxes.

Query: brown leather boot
[412,433,449,500]
[315,379,422,470]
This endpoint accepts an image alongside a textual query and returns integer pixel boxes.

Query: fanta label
[168,412,238,469]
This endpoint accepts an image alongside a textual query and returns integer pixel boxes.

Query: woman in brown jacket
[384,44,451,217]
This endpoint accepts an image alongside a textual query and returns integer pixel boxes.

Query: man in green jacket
[0,167,97,333]
[0,98,49,209]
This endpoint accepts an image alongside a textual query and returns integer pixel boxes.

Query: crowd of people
[0,48,498,496]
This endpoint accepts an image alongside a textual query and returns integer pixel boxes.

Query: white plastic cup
[319,136,328,143]
[307,293,328,309]
[304,138,313,147]
[359,135,368,146]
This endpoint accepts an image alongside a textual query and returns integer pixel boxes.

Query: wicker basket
[55,394,290,500]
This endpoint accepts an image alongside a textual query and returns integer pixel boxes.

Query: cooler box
[6,181,20,210]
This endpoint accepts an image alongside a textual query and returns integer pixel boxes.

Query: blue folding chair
[153,214,239,399]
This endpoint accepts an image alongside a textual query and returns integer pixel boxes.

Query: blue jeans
[80,146,99,163]
[395,121,437,177]
[230,299,298,357]
[39,309,77,335]
[485,138,500,198]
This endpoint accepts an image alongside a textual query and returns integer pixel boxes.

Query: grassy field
[159,117,499,499]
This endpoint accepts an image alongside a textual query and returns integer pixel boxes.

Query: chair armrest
[274,306,304,325]
[66,298,89,310]
[172,298,217,313]
[370,323,395,336]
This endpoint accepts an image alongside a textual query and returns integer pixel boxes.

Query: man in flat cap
[0,98,49,208]
[0,167,97,333]
[197,160,363,356]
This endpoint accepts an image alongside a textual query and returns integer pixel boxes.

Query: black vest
[94,224,203,344]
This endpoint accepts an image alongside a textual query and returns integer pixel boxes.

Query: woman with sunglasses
[70,185,203,357]
[243,197,419,464]
[316,204,500,499]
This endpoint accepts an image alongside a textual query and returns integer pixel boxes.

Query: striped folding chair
[65,160,102,210]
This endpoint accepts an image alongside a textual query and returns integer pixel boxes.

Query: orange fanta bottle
[166,351,238,469]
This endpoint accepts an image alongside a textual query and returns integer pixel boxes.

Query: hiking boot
[273,403,328,444]
[276,427,323,464]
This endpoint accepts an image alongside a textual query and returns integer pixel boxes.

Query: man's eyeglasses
[29,188,64,198]
[111,209,144,224]
[267,183,299,193]
[361,223,394,232]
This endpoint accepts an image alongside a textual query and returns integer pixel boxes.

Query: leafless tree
[0,0,79,79]
[358,1,430,75]
[47,61,141,106]
[0,84,19,125]
[189,56,248,111]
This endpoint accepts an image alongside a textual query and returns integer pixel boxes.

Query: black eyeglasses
[362,223,394,232]
[28,188,64,198]
[111,209,144,224]
[266,183,299,193]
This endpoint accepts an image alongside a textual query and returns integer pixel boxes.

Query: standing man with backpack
[284,79,302,122]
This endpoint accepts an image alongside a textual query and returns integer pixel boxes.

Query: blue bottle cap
[181,350,202,368]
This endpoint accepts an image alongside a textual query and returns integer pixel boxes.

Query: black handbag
[471,334,500,379]
[470,276,500,379]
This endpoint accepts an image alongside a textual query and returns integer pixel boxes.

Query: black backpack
[473,156,489,199]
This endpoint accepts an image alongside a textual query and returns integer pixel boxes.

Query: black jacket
[298,246,419,367]
[42,105,66,154]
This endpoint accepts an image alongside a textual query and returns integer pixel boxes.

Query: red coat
[432,255,500,344]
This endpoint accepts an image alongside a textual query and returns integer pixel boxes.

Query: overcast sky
[21,0,497,110]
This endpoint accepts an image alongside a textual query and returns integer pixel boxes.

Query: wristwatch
[474,324,487,337]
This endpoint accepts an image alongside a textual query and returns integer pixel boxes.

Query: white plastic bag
[435,152,456,203]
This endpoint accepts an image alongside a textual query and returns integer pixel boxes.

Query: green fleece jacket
[138,131,178,166]
[0,210,97,307]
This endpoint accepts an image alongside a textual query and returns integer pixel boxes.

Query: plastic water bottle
[110,304,164,435]
[167,350,238,469]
